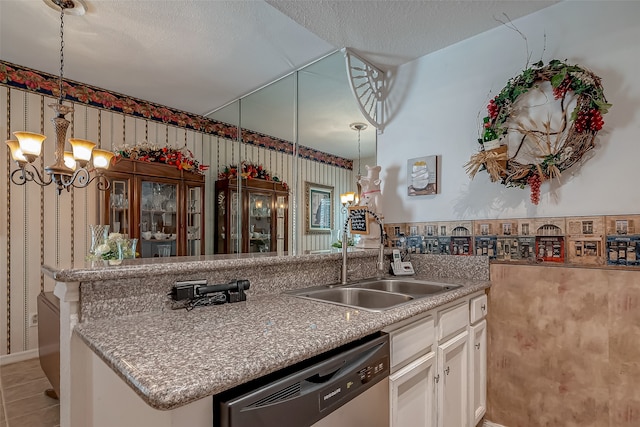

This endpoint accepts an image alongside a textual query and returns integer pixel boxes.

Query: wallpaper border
[0,61,353,170]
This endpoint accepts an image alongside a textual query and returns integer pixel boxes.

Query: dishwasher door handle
[305,360,346,383]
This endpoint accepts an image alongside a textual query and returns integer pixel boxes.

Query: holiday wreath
[465,59,611,204]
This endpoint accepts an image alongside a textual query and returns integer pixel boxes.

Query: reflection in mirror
[298,51,376,254]
[240,74,296,254]
[207,100,242,254]
[206,50,376,256]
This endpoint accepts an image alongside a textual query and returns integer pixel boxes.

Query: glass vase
[89,224,109,255]
[118,238,138,259]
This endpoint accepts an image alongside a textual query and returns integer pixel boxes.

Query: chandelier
[5,0,113,195]
[340,122,367,211]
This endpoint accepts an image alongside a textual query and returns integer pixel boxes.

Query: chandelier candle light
[5,0,114,194]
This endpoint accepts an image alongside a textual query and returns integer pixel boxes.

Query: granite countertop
[74,276,490,411]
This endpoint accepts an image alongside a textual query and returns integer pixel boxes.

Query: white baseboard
[484,421,508,427]
[0,348,39,365]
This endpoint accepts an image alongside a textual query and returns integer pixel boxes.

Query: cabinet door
[139,180,178,258]
[437,330,469,427]
[276,194,287,254]
[390,352,436,427]
[247,191,273,253]
[104,176,132,237]
[469,320,486,427]
[186,184,204,256]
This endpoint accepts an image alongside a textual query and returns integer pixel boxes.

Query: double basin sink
[287,278,462,312]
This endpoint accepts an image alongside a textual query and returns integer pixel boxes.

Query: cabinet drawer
[389,315,434,370]
[437,302,468,341]
[470,294,488,324]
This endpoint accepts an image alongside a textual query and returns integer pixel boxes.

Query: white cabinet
[390,352,436,427]
[436,330,469,427]
[386,291,487,427]
[470,320,487,426]
[469,294,488,427]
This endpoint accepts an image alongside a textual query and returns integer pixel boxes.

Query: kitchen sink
[287,278,462,312]
[347,279,462,296]
[292,287,414,312]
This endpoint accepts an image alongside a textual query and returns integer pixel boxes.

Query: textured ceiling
[1,0,559,115]
[266,0,558,67]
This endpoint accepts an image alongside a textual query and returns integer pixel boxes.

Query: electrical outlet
[29,313,38,327]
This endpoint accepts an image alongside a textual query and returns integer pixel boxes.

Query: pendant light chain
[58,5,65,104]
[357,127,361,177]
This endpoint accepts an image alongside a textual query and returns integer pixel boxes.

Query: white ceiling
[0,0,558,158]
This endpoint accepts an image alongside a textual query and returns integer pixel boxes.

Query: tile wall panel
[487,263,640,427]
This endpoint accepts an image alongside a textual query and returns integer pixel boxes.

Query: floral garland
[114,141,209,174]
[466,59,611,204]
[218,163,288,189]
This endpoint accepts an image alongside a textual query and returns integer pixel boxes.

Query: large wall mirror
[206,50,376,255]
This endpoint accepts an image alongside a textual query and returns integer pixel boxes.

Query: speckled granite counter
[47,252,490,411]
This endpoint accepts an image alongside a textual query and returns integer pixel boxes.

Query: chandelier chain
[357,128,361,176]
[58,5,65,103]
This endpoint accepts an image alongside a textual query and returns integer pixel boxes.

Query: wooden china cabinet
[101,158,205,257]
[215,178,288,254]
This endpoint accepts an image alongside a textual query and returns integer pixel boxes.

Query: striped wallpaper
[1,84,357,356]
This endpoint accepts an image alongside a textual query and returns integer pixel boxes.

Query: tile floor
[0,358,60,427]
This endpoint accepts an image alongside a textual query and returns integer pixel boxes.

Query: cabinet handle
[481,304,486,311]
[434,374,440,383]
[475,343,481,350]
[444,366,450,375]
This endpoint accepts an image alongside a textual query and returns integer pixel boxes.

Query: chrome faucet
[341,208,386,284]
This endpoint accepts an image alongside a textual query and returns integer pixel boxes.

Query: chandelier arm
[88,173,111,192]
[9,168,31,186]
[66,169,110,192]
[66,168,90,188]
[10,165,54,186]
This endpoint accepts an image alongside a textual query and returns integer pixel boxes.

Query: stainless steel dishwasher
[213,334,389,427]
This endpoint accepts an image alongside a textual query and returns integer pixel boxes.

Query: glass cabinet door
[109,179,130,236]
[140,180,177,258]
[231,191,240,253]
[187,186,203,256]
[249,192,272,253]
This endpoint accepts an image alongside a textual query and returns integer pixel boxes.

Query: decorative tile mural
[387,214,640,269]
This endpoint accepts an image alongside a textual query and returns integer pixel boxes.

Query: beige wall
[487,263,640,427]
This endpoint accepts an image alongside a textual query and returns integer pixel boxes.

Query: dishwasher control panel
[319,355,388,411]
[359,357,387,383]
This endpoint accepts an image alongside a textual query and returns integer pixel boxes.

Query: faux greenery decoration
[218,163,287,189]
[115,141,209,174]
[466,59,611,204]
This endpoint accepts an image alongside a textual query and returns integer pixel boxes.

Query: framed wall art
[305,182,333,234]
[408,155,438,196]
